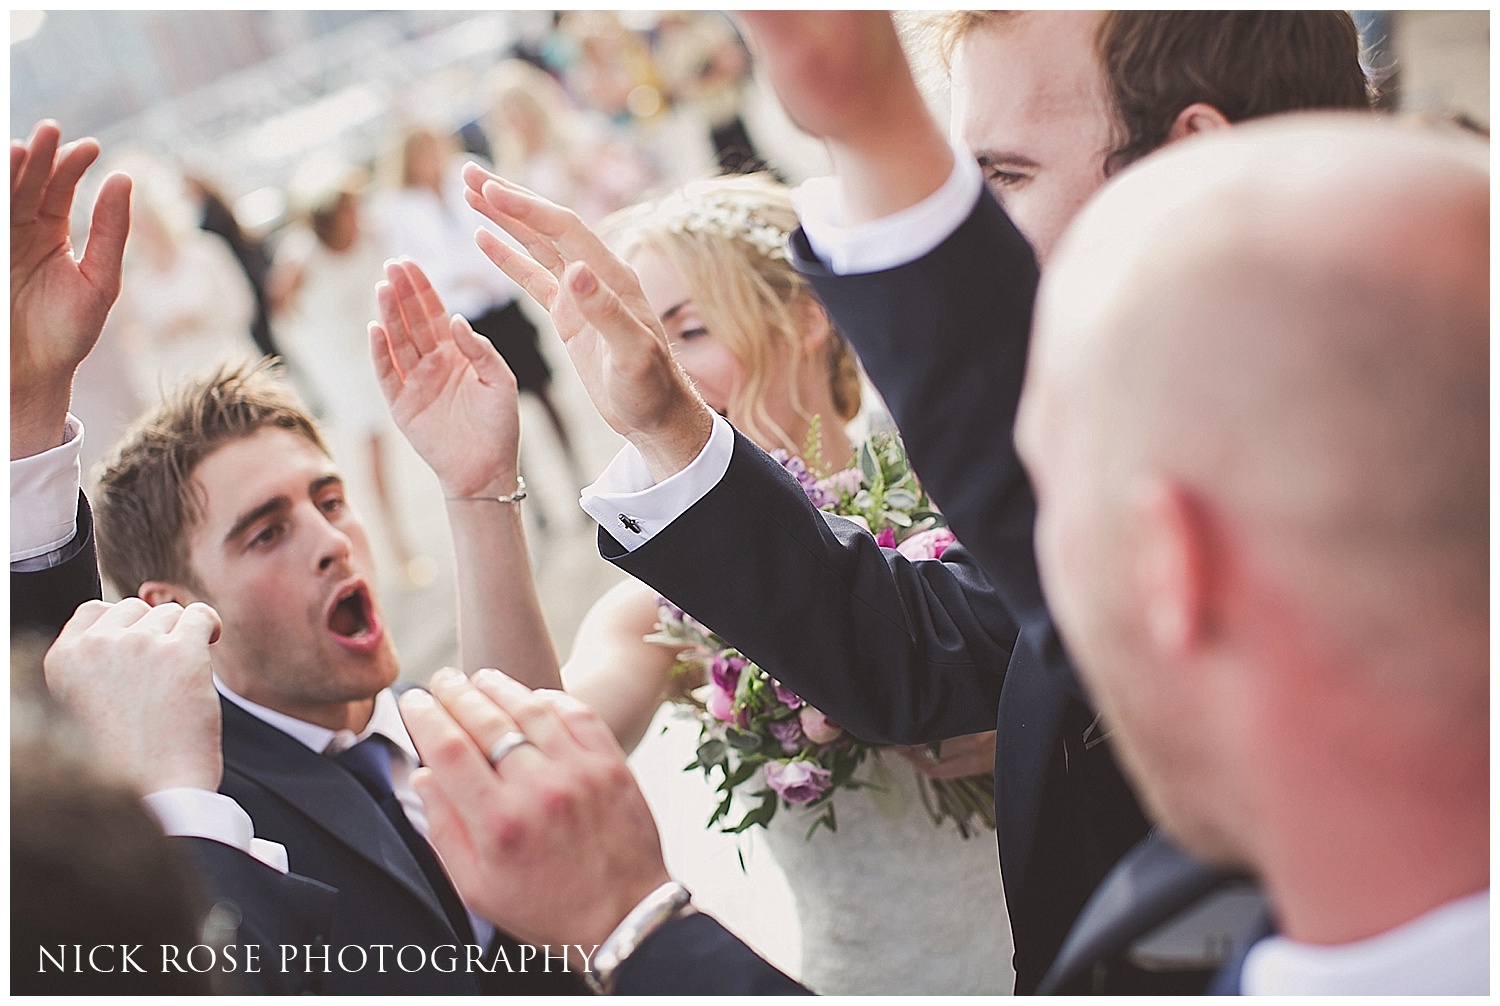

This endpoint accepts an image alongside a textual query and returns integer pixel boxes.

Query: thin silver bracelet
[444,475,527,504]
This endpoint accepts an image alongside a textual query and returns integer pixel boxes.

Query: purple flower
[768,718,805,754]
[656,597,686,622]
[706,684,736,724]
[875,527,897,549]
[763,760,833,804]
[798,706,843,744]
[816,468,864,501]
[709,654,747,694]
[771,681,804,710]
[896,527,957,561]
[772,450,837,509]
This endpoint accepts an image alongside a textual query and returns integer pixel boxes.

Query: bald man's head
[1018,114,1488,865]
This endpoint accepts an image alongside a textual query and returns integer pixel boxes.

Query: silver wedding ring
[487,730,532,768]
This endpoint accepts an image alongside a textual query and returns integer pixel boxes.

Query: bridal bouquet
[648,430,997,840]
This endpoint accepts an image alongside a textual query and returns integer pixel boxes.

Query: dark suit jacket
[219,697,586,994]
[10,495,340,992]
[604,192,1179,992]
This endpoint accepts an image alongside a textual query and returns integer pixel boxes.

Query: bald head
[1028,114,1486,689]
[1019,114,1487,874]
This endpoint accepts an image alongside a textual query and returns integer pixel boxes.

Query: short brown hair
[925,11,1372,173]
[95,360,327,597]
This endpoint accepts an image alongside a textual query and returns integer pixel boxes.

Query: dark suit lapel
[219,698,452,932]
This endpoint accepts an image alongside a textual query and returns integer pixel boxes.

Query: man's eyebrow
[224,496,291,546]
[659,299,692,324]
[222,476,342,546]
[975,150,1042,169]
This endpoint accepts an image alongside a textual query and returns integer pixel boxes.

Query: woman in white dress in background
[112,158,258,405]
[371,175,1014,994]
[269,162,422,581]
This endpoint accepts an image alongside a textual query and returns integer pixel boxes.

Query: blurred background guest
[377,126,584,488]
[270,159,427,584]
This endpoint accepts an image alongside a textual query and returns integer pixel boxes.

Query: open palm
[11,120,130,408]
[370,260,520,499]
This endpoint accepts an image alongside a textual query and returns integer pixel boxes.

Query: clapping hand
[459,162,714,482]
[11,120,131,459]
[370,259,521,498]
[44,598,225,795]
[897,730,998,781]
[400,668,671,956]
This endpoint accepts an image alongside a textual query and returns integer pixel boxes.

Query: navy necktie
[333,736,476,945]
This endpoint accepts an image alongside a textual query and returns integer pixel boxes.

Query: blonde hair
[604,175,861,455]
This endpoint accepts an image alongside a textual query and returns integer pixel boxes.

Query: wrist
[11,381,73,461]
[629,403,714,484]
[585,878,692,993]
[440,467,521,501]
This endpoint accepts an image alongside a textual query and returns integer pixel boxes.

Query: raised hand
[460,162,714,482]
[735,13,950,224]
[370,259,520,498]
[11,120,132,459]
[400,667,671,955]
[44,598,225,795]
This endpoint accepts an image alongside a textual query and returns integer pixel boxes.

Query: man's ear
[1166,102,1232,145]
[139,581,201,607]
[1128,478,1216,657]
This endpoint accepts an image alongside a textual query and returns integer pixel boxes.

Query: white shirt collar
[1242,888,1489,995]
[215,678,419,765]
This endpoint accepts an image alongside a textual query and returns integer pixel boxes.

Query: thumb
[451,314,516,390]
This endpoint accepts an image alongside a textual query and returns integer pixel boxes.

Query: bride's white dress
[761,751,1015,995]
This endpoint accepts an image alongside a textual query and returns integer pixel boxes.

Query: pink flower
[763,760,833,804]
[815,468,864,502]
[798,706,843,744]
[706,685,736,723]
[875,527,897,549]
[896,527,957,561]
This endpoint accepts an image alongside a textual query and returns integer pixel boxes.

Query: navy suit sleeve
[609,430,1015,744]
[177,838,338,995]
[792,193,1086,706]
[612,912,808,994]
[11,490,102,639]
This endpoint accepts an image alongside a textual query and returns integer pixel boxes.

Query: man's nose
[313,514,354,574]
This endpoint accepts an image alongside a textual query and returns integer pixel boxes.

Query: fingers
[464,186,568,278]
[375,280,422,376]
[51,598,115,647]
[12,141,28,196]
[468,668,575,759]
[78,171,131,297]
[425,667,543,774]
[172,601,223,647]
[560,261,658,360]
[12,120,60,222]
[477,178,636,289]
[39,138,100,221]
[400,687,509,835]
[384,260,441,356]
[370,321,405,391]
[533,688,626,758]
[474,229,559,310]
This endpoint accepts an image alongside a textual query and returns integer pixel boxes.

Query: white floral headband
[626,186,792,262]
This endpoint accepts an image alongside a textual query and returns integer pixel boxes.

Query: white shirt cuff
[792,149,983,275]
[142,787,290,874]
[579,413,735,552]
[11,414,84,564]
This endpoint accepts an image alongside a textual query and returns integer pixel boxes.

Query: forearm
[608,433,1014,744]
[565,655,674,754]
[446,499,561,690]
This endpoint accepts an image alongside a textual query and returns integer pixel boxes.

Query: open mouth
[325,582,383,652]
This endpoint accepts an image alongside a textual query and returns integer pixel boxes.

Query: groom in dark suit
[10,120,579,995]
